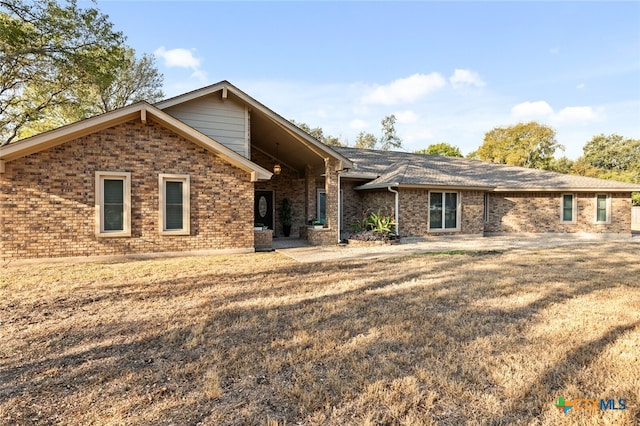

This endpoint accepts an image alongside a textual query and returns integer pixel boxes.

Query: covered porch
[247,106,352,247]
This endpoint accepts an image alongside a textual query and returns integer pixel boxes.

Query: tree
[580,134,640,173]
[572,134,640,206]
[354,131,377,149]
[290,120,344,147]
[476,121,564,169]
[89,48,164,114]
[1,0,126,145]
[15,48,164,139]
[415,142,462,157]
[547,156,574,174]
[379,114,402,151]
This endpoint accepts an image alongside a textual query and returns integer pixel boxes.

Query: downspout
[388,186,399,237]
[337,168,342,243]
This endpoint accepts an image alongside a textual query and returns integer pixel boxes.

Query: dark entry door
[254,191,274,229]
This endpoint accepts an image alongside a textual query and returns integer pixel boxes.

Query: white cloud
[549,47,560,54]
[511,101,554,118]
[554,106,599,124]
[394,110,420,123]
[577,83,585,89]
[155,46,208,88]
[511,101,600,125]
[154,46,201,69]
[361,73,446,105]
[349,119,368,131]
[449,69,486,89]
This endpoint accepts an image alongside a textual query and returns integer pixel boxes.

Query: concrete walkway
[274,234,640,263]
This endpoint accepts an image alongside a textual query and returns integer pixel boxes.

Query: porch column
[305,165,316,224]
[324,157,341,242]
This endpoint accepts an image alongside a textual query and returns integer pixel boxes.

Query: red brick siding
[0,118,254,259]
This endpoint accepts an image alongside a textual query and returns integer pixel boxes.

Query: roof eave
[0,102,272,182]
[493,187,640,192]
[355,182,495,191]
[0,103,146,161]
[155,81,353,169]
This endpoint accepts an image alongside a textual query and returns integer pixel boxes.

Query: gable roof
[335,147,640,192]
[156,80,353,170]
[0,102,272,182]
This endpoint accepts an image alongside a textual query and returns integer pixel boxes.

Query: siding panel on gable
[164,96,248,157]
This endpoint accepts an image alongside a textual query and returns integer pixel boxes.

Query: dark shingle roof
[334,146,640,192]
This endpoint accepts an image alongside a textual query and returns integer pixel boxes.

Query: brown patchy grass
[1,243,639,425]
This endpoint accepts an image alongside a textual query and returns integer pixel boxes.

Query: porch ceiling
[249,108,329,176]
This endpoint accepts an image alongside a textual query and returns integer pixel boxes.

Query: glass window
[103,179,124,231]
[159,174,190,235]
[429,192,443,229]
[430,192,458,230]
[562,194,574,222]
[596,194,609,223]
[165,181,184,230]
[95,171,131,237]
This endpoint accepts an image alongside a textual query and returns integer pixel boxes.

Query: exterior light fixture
[274,142,281,175]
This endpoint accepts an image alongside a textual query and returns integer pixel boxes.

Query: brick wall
[486,192,632,234]
[0,118,255,259]
[252,150,306,237]
[341,180,364,230]
[399,189,484,236]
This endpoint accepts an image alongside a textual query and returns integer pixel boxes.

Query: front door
[254,190,274,229]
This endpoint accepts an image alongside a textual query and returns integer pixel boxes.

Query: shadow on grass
[1,242,638,424]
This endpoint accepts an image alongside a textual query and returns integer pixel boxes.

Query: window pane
[445,193,457,229]
[103,179,123,204]
[597,195,607,222]
[165,181,183,230]
[103,179,124,231]
[562,195,573,221]
[166,181,182,204]
[318,192,326,223]
[429,192,443,229]
[104,204,123,231]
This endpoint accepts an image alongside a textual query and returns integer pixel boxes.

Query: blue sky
[93,1,640,159]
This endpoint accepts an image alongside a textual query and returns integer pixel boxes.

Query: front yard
[1,243,638,425]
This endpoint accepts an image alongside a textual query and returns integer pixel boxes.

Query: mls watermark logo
[555,396,627,414]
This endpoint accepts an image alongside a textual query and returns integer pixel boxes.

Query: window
[316,189,343,226]
[561,194,576,223]
[159,174,190,235]
[483,193,489,223]
[95,171,131,237]
[595,194,611,223]
[429,191,459,231]
[317,190,327,224]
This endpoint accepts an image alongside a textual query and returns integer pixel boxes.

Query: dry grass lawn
[1,242,639,425]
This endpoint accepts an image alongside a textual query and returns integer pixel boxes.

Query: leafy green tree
[572,134,640,206]
[379,114,402,151]
[547,156,574,174]
[290,120,344,147]
[415,142,462,157]
[477,121,564,169]
[1,0,126,145]
[90,48,164,114]
[354,131,377,149]
[580,134,640,173]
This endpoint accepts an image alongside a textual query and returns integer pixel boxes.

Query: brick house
[1,81,638,260]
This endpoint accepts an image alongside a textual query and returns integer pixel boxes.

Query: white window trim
[95,171,131,238]
[594,193,611,224]
[428,191,461,232]
[159,174,190,235]
[560,193,577,224]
